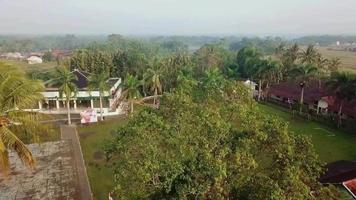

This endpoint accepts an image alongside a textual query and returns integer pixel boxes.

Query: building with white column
[35,69,124,116]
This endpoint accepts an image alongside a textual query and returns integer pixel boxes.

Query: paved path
[61,125,93,200]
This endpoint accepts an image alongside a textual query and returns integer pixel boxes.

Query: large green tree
[236,46,262,78]
[105,80,340,199]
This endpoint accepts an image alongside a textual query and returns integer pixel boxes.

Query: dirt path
[61,125,93,200]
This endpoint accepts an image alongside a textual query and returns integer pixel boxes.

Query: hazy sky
[1,0,356,36]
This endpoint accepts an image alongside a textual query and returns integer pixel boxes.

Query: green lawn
[78,117,127,200]
[258,103,356,163]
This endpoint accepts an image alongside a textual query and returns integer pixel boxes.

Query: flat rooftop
[0,141,80,200]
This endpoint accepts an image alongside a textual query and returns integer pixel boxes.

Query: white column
[74,100,77,110]
[56,100,60,109]
[90,99,94,109]
[38,101,42,109]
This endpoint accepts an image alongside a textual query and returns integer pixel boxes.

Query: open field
[78,117,127,200]
[317,47,356,73]
[259,103,356,163]
[0,59,57,72]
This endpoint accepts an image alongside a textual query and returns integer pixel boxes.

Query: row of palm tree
[51,67,110,124]
[52,61,164,123]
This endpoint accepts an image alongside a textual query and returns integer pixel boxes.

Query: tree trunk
[258,79,262,101]
[99,93,104,121]
[153,88,157,105]
[299,87,304,114]
[130,101,134,113]
[67,99,71,125]
[338,101,343,128]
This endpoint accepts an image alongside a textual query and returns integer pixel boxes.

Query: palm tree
[300,45,318,64]
[280,43,300,79]
[290,64,318,114]
[328,57,341,73]
[51,67,77,125]
[326,72,356,127]
[0,62,44,175]
[88,71,110,121]
[145,62,163,105]
[122,74,142,113]
[315,53,329,88]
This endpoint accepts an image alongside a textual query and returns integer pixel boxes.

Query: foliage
[0,62,47,176]
[88,71,110,120]
[235,46,262,78]
[50,67,77,124]
[122,74,142,113]
[105,78,341,199]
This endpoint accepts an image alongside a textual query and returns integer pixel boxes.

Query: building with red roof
[269,81,356,119]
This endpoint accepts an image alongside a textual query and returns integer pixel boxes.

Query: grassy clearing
[258,103,356,163]
[78,117,127,200]
[317,47,356,73]
[0,59,57,72]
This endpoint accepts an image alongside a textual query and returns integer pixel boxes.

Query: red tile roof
[270,82,356,117]
[343,178,356,199]
[269,81,328,104]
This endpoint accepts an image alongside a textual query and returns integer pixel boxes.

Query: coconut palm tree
[315,53,329,88]
[328,57,341,73]
[300,45,318,64]
[326,72,356,127]
[51,67,77,125]
[122,74,142,113]
[280,43,300,79]
[0,62,44,175]
[290,64,318,114]
[88,71,110,121]
[144,62,163,105]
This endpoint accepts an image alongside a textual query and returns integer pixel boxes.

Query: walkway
[61,125,93,200]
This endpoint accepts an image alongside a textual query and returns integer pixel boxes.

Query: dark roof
[269,81,329,104]
[320,160,356,184]
[72,70,89,89]
[45,69,89,90]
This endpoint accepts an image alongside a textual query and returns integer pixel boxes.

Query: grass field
[78,117,127,200]
[317,47,356,73]
[78,105,356,199]
[0,59,57,72]
[258,103,356,163]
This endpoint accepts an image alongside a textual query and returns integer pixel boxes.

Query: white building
[243,79,258,98]
[0,52,24,60]
[27,56,43,64]
[34,69,124,116]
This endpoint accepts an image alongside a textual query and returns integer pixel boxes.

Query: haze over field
[1,0,356,35]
